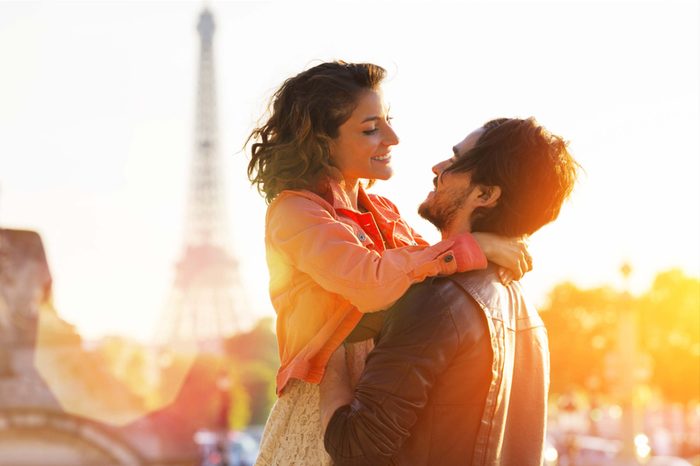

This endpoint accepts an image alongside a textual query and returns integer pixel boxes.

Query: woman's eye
[386,116,394,125]
[363,128,379,135]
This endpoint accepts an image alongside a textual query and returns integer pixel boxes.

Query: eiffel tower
[157,8,243,348]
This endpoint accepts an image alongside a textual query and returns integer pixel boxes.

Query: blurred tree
[227,364,252,430]
[224,317,279,367]
[541,269,700,404]
[637,269,700,403]
[98,336,155,406]
[142,317,279,432]
[173,353,227,429]
[239,360,277,425]
[223,317,279,426]
[139,352,228,445]
[540,282,622,395]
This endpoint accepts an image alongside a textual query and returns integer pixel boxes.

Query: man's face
[418,128,485,232]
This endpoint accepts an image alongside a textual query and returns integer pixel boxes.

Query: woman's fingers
[472,233,533,279]
[505,237,531,281]
[498,267,515,286]
[517,237,532,276]
[525,251,533,271]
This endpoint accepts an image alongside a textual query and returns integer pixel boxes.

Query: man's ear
[475,185,501,208]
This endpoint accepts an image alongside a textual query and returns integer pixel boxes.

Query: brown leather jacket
[325,265,549,465]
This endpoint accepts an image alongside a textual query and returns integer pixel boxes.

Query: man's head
[418,117,579,237]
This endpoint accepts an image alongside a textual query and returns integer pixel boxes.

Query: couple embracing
[247,61,578,465]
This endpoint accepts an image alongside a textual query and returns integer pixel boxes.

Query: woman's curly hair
[247,61,386,203]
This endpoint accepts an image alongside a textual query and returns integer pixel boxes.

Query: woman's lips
[371,153,391,163]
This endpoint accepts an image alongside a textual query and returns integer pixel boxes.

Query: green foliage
[227,364,252,430]
[173,353,230,429]
[238,360,277,425]
[224,317,279,367]
[223,317,279,427]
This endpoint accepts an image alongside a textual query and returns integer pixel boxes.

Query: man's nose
[432,159,450,175]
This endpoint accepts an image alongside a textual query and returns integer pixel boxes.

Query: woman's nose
[383,124,399,146]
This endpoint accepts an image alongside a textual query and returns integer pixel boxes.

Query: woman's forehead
[350,89,387,120]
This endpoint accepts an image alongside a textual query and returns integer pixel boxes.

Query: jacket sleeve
[323,281,467,465]
[266,194,486,313]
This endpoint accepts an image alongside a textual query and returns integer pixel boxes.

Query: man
[320,117,579,465]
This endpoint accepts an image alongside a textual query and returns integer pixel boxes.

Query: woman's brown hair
[247,61,386,203]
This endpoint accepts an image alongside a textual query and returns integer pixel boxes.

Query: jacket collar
[326,179,366,213]
[326,178,402,225]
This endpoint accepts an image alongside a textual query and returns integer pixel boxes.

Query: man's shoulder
[450,264,501,287]
[399,276,472,310]
[447,266,503,308]
[378,276,488,358]
[382,277,478,332]
[448,265,543,331]
[396,265,512,315]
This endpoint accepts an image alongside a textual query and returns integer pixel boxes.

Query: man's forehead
[452,128,485,158]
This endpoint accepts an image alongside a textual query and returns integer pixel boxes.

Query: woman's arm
[266,194,487,313]
[375,194,533,283]
[472,233,532,282]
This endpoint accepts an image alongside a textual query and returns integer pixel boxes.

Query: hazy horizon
[1,1,698,341]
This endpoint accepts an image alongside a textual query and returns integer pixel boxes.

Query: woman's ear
[476,185,501,208]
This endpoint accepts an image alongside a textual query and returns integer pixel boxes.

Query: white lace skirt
[255,378,330,466]
[255,339,373,466]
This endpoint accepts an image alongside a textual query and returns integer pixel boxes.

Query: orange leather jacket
[265,181,487,394]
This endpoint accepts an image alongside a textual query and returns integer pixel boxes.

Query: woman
[247,61,530,465]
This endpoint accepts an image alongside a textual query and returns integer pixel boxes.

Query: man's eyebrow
[361,116,381,123]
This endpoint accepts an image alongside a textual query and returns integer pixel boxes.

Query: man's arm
[322,279,471,466]
[320,345,353,429]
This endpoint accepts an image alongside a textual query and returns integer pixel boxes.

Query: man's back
[390,275,492,465]
[448,266,549,465]
[324,265,549,465]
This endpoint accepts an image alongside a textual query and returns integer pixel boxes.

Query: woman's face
[330,89,399,183]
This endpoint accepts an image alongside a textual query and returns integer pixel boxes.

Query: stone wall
[0,229,197,466]
[0,228,51,347]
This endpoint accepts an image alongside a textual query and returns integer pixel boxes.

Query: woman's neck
[341,177,360,211]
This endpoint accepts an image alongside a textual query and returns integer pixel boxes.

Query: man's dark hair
[448,117,579,236]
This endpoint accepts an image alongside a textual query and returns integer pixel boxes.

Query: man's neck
[440,216,473,240]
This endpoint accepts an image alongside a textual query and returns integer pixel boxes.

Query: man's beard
[418,187,471,233]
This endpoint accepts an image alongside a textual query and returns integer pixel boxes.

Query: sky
[1,1,698,342]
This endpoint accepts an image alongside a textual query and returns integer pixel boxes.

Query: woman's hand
[472,232,533,283]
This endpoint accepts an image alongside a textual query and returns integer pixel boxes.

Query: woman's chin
[372,168,394,181]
